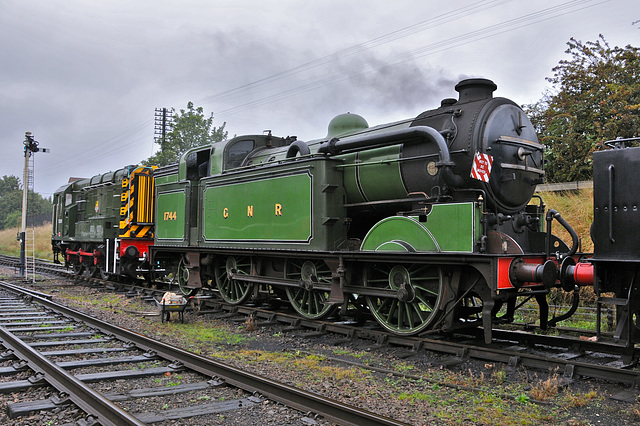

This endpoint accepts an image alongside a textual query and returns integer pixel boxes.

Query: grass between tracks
[59,291,250,348]
[178,332,638,425]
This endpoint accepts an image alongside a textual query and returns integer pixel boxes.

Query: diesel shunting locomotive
[52,78,639,354]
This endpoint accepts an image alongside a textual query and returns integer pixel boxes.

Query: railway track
[172,300,640,392]
[2,254,640,403]
[0,280,407,425]
[61,276,640,401]
[0,254,67,278]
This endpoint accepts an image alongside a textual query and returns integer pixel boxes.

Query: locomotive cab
[51,182,75,263]
[218,133,302,172]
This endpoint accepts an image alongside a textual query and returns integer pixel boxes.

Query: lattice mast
[19,132,48,279]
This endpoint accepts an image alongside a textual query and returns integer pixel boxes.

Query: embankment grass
[537,188,594,252]
[0,224,53,260]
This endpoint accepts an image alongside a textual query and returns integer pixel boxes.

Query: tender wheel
[214,256,253,304]
[364,263,443,335]
[177,257,199,297]
[284,259,336,320]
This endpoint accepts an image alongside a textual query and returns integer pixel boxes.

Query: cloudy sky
[1,0,637,198]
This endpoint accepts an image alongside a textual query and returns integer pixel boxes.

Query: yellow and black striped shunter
[51,165,156,279]
[118,166,156,277]
[120,166,155,238]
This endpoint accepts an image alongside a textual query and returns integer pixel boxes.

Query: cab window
[186,148,211,180]
[226,140,254,170]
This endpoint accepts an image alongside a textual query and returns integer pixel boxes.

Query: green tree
[0,175,20,196]
[0,175,52,230]
[525,35,640,182]
[143,102,228,167]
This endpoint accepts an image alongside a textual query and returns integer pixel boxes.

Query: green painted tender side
[199,158,347,250]
[155,184,189,243]
[203,172,312,242]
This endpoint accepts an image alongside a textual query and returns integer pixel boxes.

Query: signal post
[19,132,48,277]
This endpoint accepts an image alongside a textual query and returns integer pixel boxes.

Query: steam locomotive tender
[146,78,593,344]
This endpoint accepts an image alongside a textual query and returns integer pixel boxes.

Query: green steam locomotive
[53,78,593,343]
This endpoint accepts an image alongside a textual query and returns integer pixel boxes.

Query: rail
[0,326,144,426]
[0,280,408,426]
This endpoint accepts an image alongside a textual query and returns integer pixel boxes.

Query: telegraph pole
[154,108,173,151]
[19,132,48,277]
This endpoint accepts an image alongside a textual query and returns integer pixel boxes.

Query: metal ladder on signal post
[25,154,37,282]
[26,227,36,282]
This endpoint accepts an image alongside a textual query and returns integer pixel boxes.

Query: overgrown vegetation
[0,223,53,260]
[0,175,52,231]
[538,188,594,252]
[525,36,640,182]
